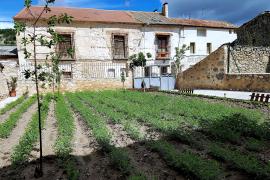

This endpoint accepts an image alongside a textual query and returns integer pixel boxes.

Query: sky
[0,0,270,29]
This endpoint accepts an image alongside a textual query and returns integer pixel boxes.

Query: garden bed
[0,90,269,179]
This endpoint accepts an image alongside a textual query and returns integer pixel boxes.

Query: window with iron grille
[57,34,74,60]
[112,35,127,60]
[156,35,170,59]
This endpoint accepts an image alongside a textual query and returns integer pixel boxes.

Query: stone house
[177,12,270,92]
[13,3,237,92]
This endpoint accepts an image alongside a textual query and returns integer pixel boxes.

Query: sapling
[15,0,73,176]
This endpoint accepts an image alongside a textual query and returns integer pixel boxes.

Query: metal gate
[134,75,176,91]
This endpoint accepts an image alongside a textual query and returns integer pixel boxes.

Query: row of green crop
[11,94,51,165]
[76,92,144,141]
[209,143,270,179]
[0,95,36,138]
[54,94,78,179]
[99,91,270,141]
[0,95,26,115]
[149,140,224,180]
[66,93,145,179]
[76,92,226,180]
[106,90,264,123]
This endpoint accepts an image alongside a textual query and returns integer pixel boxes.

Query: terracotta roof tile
[14,6,141,24]
[14,6,237,29]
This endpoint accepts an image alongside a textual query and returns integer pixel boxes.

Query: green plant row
[11,94,51,165]
[208,143,270,179]
[76,92,144,141]
[54,94,78,179]
[0,95,26,115]
[100,91,270,141]
[66,93,145,179]
[0,95,36,138]
[149,140,224,180]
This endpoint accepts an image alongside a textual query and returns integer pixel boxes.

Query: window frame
[190,42,196,54]
[197,28,207,37]
[112,33,128,60]
[56,32,75,61]
[207,43,212,54]
[156,34,171,60]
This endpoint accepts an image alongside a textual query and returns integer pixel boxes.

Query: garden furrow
[0,102,23,124]
[0,102,37,168]
[29,102,58,160]
[71,111,99,163]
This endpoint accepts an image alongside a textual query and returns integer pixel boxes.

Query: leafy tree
[0,29,16,45]
[14,0,73,176]
[173,45,189,74]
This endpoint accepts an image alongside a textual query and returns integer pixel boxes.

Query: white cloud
[0,22,14,29]
[161,0,270,25]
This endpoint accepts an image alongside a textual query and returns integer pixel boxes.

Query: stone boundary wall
[177,45,270,92]
[229,45,270,73]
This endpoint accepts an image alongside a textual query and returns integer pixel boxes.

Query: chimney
[162,2,169,17]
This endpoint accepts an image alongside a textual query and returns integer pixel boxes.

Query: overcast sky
[0,0,269,28]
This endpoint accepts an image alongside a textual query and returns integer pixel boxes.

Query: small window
[197,29,207,37]
[207,43,212,54]
[161,66,168,75]
[252,39,256,46]
[156,35,170,59]
[107,68,115,78]
[190,42,196,54]
[58,34,74,60]
[144,67,150,77]
[113,35,127,60]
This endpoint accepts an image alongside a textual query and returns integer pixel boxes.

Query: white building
[14,3,237,89]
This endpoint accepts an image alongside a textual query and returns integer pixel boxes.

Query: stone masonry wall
[177,45,270,92]
[229,45,270,73]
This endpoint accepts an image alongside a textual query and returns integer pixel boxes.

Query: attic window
[112,34,128,60]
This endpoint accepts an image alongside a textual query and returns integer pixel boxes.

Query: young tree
[173,44,189,75]
[14,0,73,177]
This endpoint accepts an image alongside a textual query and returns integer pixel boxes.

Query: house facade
[13,3,237,91]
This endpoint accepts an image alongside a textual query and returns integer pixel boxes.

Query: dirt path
[0,103,23,124]
[72,112,99,164]
[107,122,135,147]
[0,103,37,168]
[29,102,58,160]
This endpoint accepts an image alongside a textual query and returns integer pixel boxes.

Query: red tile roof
[14,6,141,24]
[14,6,237,29]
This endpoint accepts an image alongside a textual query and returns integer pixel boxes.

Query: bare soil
[0,103,37,168]
[29,102,58,160]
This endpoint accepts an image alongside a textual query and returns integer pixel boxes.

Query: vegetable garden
[0,90,269,180]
